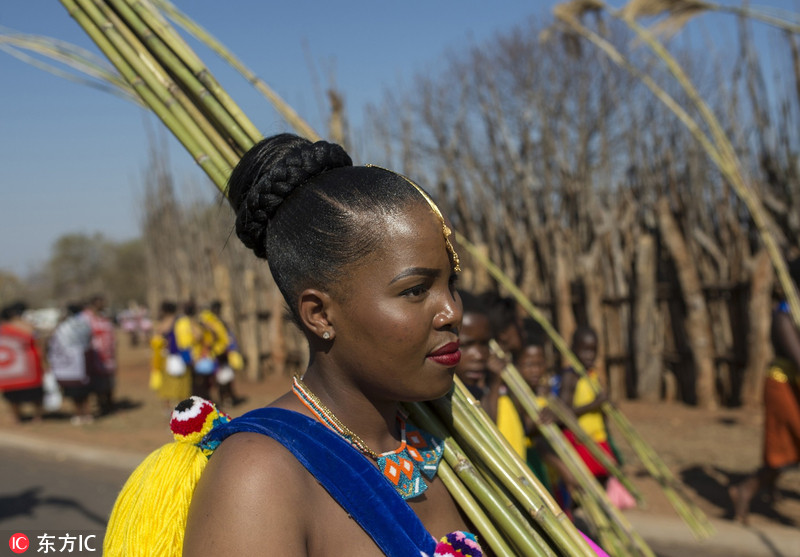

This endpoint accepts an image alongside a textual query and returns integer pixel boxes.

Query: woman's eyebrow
[389,267,440,285]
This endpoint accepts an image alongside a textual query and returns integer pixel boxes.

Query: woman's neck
[299,365,402,455]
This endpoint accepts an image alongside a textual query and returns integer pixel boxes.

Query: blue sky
[1,1,798,277]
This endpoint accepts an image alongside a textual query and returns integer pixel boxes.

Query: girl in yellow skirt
[150,301,191,413]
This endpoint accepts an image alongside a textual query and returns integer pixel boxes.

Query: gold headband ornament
[366,165,461,273]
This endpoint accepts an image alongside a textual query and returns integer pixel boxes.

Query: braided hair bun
[227,134,352,259]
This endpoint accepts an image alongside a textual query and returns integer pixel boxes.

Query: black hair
[1,301,26,321]
[458,290,488,317]
[480,292,519,338]
[521,318,547,348]
[183,300,197,317]
[209,300,222,314]
[66,302,84,316]
[571,324,598,347]
[227,133,427,325]
[160,301,178,315]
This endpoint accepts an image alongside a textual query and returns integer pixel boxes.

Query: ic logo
[9,533,29,554]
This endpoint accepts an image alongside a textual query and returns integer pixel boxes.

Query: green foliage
[48,232,110,302]
[101,238,147,308]
[0,270,27,307]
[1,232,150,311]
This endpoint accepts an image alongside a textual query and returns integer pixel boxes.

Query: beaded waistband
[769,358,798,384]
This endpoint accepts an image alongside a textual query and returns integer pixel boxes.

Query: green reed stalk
[406,401,551,556]
[437,460,518,557]
[490,339,645,505]
[618,9,800,327]
[70,0,231,183]
[126,0,264,146]
[0,33,140,102]
[555,1,800,333]
[607,403,716,538]
[467,456,559,557]
[574,492,626,557]
[59,0,229,189]
[442,383,600,557]
[102,0,242,168]
[457,231,714,539]
[150,0,321,141]
[460,368,651,556]
[544,395,644,505]
[53,3,642,552]
[623,0,800,34]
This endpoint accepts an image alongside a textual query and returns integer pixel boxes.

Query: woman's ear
[298,288,335,341]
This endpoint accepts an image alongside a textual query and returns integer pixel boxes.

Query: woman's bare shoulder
[202,430,313,501]
[183,432,312,556]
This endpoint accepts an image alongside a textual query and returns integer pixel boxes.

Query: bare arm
[183,433,308,556]
[559,371,578,413]
[573,390,608,416]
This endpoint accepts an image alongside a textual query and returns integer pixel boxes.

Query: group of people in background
[149,299,246,414]
[1,269,797,528]
[453,289,629,517]
[0,295,117,425]
[47,295,118,424]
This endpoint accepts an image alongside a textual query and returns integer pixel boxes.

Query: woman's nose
[434,290,462,330]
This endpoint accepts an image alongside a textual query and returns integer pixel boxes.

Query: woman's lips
[427,341,461,366]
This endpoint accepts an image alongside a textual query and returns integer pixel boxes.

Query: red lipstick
[427,341,461,366]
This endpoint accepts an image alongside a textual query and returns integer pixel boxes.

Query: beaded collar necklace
[292,376,444,499]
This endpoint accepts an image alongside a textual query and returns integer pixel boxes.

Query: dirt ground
[3,333,799,533]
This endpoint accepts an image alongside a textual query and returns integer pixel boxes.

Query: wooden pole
[657,198,717,409]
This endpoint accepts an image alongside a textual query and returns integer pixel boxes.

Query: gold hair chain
[366,165,461,272]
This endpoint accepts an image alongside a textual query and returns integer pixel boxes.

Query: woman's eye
[401,284,428,297]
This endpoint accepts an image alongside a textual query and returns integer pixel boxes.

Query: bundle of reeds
[460,344,655,556]
[458,233,716,540]
[55,0,600,554]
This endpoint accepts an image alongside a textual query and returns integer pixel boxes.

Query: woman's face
[454,312,491,387]
[497,322,523,356]
[517,345,546,388]
[573,333,598,371]
[324,203,463,402]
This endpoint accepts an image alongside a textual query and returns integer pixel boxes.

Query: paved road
[0,433,797,557]
[0,446,130,556]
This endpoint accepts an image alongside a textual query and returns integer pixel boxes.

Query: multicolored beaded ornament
[292,376,444,500]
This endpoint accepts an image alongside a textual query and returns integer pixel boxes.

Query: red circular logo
[0,345,16,367]
[9,533,29,553]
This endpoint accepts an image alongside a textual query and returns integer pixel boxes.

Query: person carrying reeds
[554,326,616,484]
[105,134,485,557]
[730,257,800,524]
[454,290,528,459]
[514,322,569,502]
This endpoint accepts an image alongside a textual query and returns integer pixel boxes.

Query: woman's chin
[404,376,454,403]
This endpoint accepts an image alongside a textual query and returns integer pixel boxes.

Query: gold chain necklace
[292,375,445,500]
[292,376,382,459]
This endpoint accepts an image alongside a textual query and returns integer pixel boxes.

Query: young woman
[0,301,44,423]
[182,134,476,556]
[730,258,800,524]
